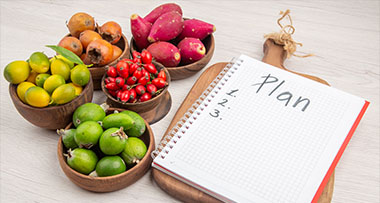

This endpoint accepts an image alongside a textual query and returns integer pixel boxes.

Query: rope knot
[264,9,313,58]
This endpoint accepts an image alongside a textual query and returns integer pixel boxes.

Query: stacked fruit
[59,103,148,177]
[59,12,123,66]
[131,3,216,67]
[3,51,90,107]
[103,50,168,103]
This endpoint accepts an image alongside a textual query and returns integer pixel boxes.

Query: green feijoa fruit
[99,127,128,155]
[95,156,126,177]
[57,129,78,149]
[121,110,146,137]
[121,137,147,165]
[102,113,134,130]
[72,103,106,127]
[66,148,98,175]
[74,121,103,149]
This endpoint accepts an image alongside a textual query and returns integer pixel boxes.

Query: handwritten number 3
[209,109,220,118]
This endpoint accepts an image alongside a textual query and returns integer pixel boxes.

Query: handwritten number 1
[226,89,239,97]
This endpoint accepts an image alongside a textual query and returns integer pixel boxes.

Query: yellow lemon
[25,86,50,107]
[28,52,50,73]
[50,55,74,69]
[51,58,70,80]
[26,70,39,84]
[43,75,66,94]
[35,73,51,87]
[17,82,36,103]
[70,64,90,86]
[3,60,31,84]
[68,83,83,96]
[51,84,76,105]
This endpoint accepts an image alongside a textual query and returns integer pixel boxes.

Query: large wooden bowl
[9,76,93,130]
[63,33,130,90]
[101,61,171,114]
[130,34,215,80]
[57,107,155,192]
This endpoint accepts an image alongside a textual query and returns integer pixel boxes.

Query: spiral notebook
[151,54,369,203]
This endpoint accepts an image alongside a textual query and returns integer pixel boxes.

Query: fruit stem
[56,129,65,136]
[132,158,140,164]
[100,103,110,112]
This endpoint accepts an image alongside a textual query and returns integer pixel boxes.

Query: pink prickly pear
[147,11,184,43]
[144,3,183,24]
[130,14,152,50]
[177,19,216,41]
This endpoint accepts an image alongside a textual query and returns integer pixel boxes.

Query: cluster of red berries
[104,50,167,103]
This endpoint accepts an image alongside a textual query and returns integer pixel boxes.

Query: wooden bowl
[57,107,155,192]
[101,61,171,114]
[63,33,130,90]
[9,75,93,130]
[130,34,215,80]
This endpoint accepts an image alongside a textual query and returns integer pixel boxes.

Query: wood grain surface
[0,1,378,203]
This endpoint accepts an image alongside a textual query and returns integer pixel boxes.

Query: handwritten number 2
[218,99,228,107]
[209,109,220,118]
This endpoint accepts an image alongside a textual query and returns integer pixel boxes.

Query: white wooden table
[0,1,379,202]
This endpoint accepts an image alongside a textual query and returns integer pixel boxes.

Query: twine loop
[264,10,313,58]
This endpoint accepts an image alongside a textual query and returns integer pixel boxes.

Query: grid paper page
[153,54,366,203]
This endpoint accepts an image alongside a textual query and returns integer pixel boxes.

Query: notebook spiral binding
[151,58,244,159]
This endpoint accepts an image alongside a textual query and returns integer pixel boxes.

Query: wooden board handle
[262,39,330,86]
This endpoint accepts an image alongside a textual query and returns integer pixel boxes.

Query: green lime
[17,82,35,103]
[102,113,134,130]
[67,83,82,96]
[51,84,76,105]
[121,110,146,137]
[99,127,127,155]
[70,64,90,86]
[35,73,51,87]
[28,52,50,73]
[66,148,98,175]
[72,103,106,127]
[3,60,30,84]
[95,156,126,177]
[25,86,50,108]
[121,137,147,165]
[50,55,74,69]
[58,129,78,149]
[74,121,103,149]
[43,74,66,94]
[50,58,70,80]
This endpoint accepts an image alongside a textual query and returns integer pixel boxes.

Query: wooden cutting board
[152,40,334,203]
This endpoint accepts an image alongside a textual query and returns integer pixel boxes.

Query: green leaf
[46,45,84,65]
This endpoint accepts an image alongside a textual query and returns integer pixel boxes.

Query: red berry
[146,84,157,95]
[135,84,146,95]
[122,84,129,91]
[106,66,117,78]
[141,68,149,77]
[129,63,139,74]
[132,51,141,59]
[108,90,117,97]
[157,70,167,81]
[120,90,130,102]
[129,88,137,101]
[126,76,137,85]
[105,77,116,84]
[141,50,152,64]
[115,77,125,87]
[138,75,150,86]
[116,61,129,78]
[152,78,167,89]
[139,92,152,102]
[144,63,157,74]
[133,58,142,64]
[116,90,123,100]
[105,82,119,91]
[133,68,143,80]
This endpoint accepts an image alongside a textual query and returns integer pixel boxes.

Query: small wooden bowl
[101,62,171,114]
[57,107,155,192]
[9,75,93,130]
[63,33,130,90]
[130,34,215,80]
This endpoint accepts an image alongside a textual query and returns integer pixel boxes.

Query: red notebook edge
[312,100,370,203]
